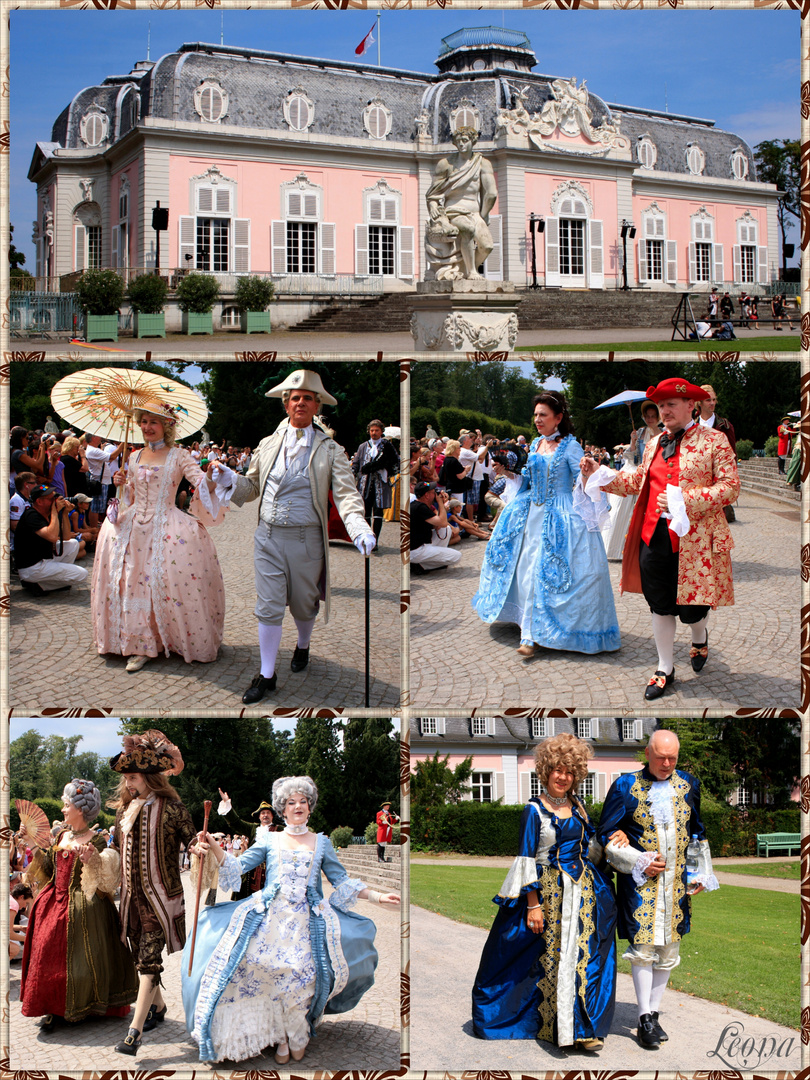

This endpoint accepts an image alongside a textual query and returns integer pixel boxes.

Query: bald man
[598,729,718,1049]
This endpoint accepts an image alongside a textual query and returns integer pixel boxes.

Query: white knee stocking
[258,623,283,678]
[632,963,654,1019]
[651,613,677,675]
[293,617,316,649]
[650,966,671,1013]
[690,613,710,645]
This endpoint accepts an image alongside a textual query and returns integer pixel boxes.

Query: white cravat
[700,413,716,428]
[284,424,313,466]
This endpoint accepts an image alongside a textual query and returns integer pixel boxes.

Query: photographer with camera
[410,481,462,574]
[14,484,89,594]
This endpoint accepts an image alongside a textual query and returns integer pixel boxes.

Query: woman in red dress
[20,780,137,1032]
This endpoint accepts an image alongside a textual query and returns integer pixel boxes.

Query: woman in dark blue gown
[472,734,624,1051]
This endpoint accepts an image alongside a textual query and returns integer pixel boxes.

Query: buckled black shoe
[650,1011,668,1042]
[38,1014,57,1033]
[142,1003,167,1032]
[290,647,310,673]
[637,1014,660,1048]
[115,1027,142,1056]
[242,673,277,705]
[644,668,675,701]
[690,634,708,673]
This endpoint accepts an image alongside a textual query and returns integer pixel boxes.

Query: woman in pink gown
[91,401,228,672]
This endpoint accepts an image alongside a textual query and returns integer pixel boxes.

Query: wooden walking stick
[187,798,212,976]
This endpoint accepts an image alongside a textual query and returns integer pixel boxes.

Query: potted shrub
[127,273,169,338]
[235,275,274,334]
[176,272,220,335]
[74,269,125,342]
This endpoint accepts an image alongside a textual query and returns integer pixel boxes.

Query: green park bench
[756,832,800,857]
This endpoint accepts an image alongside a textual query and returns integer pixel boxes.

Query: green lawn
[515,336,799,353]
[719,861,800,880]
[411,864,799,1029]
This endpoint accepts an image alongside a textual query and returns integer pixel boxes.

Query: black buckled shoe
[690,634,708,673]
[242,673,277,705]
[290,646,310,673]
[142,1003,167,1032]
[650,1011,668,1042]
[115,1027,142,1056]
[644,669,675,701]
[637,1014,661,1048]
[38,1014,58,1033]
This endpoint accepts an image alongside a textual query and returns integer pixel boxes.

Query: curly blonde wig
[534,733,590,789]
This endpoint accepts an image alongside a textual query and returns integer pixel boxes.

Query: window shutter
[288,192,302,218]
[519,772,531,803]
[179,216,195,267]
[486,718,496,735]
[547,718,555,737]
[369,197,383,223]
[198,186,213,213]
[597,772,606,801]
[714,244,724,283]
[484,214,502,279]
[289,97,302,129]
[666,241,678,284]
[398,226,415,279]
[637,239,648,283]
[757,246,769,284]
[304,194,318,219]
[436,717,446,735]
[545,217,560,287]
[589,219,604,288]
[384,198,397,223]
[688,242,697,284]
[319,223,336,275]
[493,773,505,801]
[271,221,287,275]
[233,219,250,273]
[216,188,231,214]
[591,718,600,739]
[634,719,643,740]
[732,245,742,284]
[655,217,665,238]
[75,224,86,271]
[111,225,118,268]
[355,224,370,275]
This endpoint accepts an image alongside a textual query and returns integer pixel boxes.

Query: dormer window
[284,88,315,133]
[731,147,749,180]
[194,79,228,124]
[363,99,392,141]
[80,106,108,148]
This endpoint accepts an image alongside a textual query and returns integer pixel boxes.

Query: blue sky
[10,8,799,269]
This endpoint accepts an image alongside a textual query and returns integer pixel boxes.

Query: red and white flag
[355,24,375,56]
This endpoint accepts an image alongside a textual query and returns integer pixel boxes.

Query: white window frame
[363,99,392,141]
[689,212,719,284]
[471,771,493,803]
[180,168,248,275]
[221,304,240,328]
[273,176,333,277]
[529,773,541,799]
[357,181,413,280]
[194,79,229,124]
[637,135,657,170]
[622,719,643,741]
[420,717,446,735]
[449,98,481,135]
[733,215,768,285]
[578,773,596,802]
[471,717,488,736]
[284,88,315,133]
[531,717,547,739]
[80,106,108,148]
[731,148,749,181]
[546,182,602,289]
[686,143,705,176]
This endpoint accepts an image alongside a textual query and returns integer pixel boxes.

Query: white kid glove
[354,533,376,556]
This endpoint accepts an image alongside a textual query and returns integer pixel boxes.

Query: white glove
[211,462,237,492]
[354,532,376,556]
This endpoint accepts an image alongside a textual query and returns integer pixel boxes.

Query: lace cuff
[632,850,659,887]
[690,838,720,892]
[329,876,366,910]
[573,475,610,532]
[80,847,120,898]
[584,464,618,498]
[191,848,226,891]
[498,855,541,899]
[604,840,644,876]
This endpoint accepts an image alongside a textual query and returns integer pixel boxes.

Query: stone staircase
[289,294,413,333]
[333,843,402,892]
[736,457,800,506]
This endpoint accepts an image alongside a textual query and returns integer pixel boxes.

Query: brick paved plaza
[8,870,401,1073]
[9,501,400,715]
[409,490,800,713]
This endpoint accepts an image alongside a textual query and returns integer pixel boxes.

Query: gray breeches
[254,522,324,625]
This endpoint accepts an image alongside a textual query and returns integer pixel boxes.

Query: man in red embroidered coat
[375,801,400,864]
[581,379,739,700]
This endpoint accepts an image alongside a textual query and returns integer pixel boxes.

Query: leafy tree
[411,751,473,807]
[9,729,47,803]
[716,719,800,809]
[754,139,800,276]
[411,362,542,429]
[285,718,343,833]
[657,719,737,802]
[9,224,26,271]
[340,719,400,834]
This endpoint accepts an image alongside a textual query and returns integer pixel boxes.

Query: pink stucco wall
[523,173,621,279]
[111,160,140,267]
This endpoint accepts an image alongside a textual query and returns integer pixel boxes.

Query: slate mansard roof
[40,32,757,183]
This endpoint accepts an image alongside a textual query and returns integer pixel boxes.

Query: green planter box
[134,312,166,338]
[241,310,271,334]
[183,311,213,335]
[85,314,119,342]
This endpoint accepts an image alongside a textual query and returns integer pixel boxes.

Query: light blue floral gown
[472,435,620,653]
[182,833,377,1062]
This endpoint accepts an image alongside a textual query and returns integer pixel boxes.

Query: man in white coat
[221,370,375,705]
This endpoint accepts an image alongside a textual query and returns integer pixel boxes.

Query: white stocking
[650,966,671,1014]
[258,623,283,678]
[651,613,677,675]
[293,617,316,649]
[690,613,709,646]
[632,963,654,1019]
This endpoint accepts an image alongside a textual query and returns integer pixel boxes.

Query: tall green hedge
[411,406,533,443]
[412,799,800,857]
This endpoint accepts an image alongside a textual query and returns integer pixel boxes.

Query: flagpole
[377,8,381,67]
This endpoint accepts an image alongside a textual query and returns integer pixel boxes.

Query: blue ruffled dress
[472,799,617,1045]
[472,435,620,653]
[182,833,377,1062]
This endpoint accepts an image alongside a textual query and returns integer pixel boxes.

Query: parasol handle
[188,799,213,976]
[116,413,133,501]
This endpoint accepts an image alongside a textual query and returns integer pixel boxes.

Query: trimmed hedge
[411,405,533,443]
[11,796,116,835]
[364,820,401,845]
[329,825,354,849]
[736,439,754,461]
[412,799,800,858]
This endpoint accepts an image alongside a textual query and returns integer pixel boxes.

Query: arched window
[449,98,480,135]
[637,135,657,171]
[363,99,392,140]
[194,80,228,124]
[80,107,108,148]
[686,143,705,176]
[731,147,749,180]
[284,88,315,133]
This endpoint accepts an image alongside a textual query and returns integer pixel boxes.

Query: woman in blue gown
[472,391,620,657]
[182,776,400,1064]
[472,734,624,1051]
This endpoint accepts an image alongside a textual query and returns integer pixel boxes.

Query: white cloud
[725,102,800,145]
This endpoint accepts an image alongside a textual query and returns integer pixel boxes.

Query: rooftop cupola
[435,27,537,74]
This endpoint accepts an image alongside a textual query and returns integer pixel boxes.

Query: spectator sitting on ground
[447,498,490,540]
[410,481,462,574]
[9,883,33,960]
[14,485,90,594]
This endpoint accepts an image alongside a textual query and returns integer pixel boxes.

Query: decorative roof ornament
[496,82,630,157]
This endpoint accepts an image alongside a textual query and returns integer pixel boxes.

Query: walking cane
[187,798,212,976]
[365,554,370,707]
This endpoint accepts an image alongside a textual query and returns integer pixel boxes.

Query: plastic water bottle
[685,834,700,893]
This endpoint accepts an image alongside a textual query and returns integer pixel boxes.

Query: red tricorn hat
[645,378,710,403]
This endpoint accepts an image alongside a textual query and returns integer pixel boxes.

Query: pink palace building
[28,26,780,327]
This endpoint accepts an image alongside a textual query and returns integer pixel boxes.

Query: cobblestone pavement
[409,491,800,713]
[9,503,400,715]
[8,869,401,1074]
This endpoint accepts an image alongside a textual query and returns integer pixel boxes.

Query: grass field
[515,336,799,353]
[410,864,799,1029]
[719,861,800,880]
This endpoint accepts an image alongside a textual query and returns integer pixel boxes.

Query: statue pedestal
[408,280,519,353]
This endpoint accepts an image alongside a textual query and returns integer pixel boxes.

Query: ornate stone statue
[425,127,497,280]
